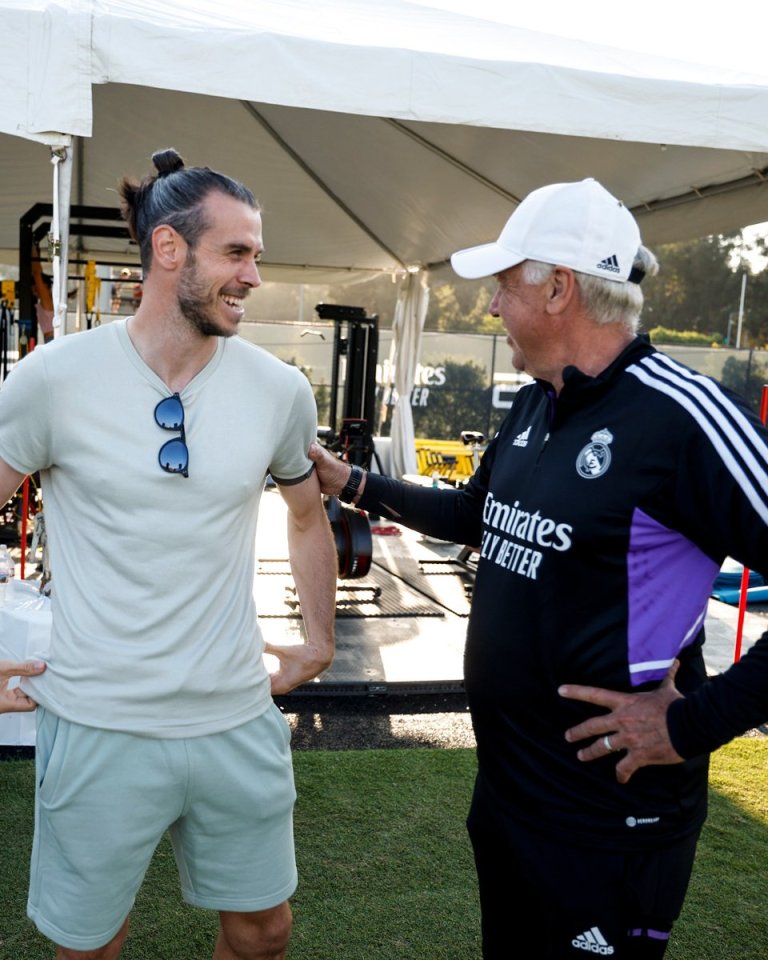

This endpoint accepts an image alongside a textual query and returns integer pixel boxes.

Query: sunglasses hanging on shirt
[154,393,189,478]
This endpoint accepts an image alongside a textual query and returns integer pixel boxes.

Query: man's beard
[176,255,236,338]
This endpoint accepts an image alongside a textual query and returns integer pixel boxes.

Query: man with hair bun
[0,149,336,959]
[309,178,768,959]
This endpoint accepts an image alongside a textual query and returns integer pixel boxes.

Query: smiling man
[0,149,336,960]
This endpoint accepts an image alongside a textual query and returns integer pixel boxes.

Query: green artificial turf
[1,740,767,959]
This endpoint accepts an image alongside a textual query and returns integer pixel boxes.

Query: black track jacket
[358,337,768,848]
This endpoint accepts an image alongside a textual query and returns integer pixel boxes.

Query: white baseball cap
[450,178,642,283]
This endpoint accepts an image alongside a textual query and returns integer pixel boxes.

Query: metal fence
[4,316,766,442]
[238,320,768,442]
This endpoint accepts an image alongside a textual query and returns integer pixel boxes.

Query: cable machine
[315,302,379,468]
[314,303,380,580]
[18,203,133,347]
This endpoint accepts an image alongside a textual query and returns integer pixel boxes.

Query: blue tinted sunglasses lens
[158,438,189,475]
[154,393,189,477]
[154,395,184,429]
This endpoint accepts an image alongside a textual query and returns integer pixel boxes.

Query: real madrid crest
[576,428,613,479]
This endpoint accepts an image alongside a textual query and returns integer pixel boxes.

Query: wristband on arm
[339,464,364,504]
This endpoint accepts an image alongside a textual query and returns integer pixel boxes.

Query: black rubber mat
[369,558,473,618]
[255,560,444,619]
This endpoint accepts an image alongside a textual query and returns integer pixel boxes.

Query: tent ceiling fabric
[89,0,768,149]
[1,83,768,281]
[2,1,768,280]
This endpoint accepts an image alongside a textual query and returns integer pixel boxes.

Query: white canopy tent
[3,0,768,474]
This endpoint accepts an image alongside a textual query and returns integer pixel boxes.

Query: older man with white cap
[309,178,768,959]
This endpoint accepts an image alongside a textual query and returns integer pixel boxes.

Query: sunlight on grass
[1,738,766,959]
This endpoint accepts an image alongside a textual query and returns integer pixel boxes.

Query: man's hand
[559,662,685,784]
[264,641,333,696]
[0,659,46,713]
[308,442,362,499]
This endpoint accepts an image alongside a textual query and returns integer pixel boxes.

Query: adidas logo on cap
[596,255,621,275]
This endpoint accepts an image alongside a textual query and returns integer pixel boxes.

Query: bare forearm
[287,512,336,661]
[268,473,337,695]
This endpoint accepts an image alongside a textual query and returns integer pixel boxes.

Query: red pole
[733,384,768,662]
[733,566,750,662]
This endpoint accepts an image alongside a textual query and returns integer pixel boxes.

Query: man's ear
[545,267,578,315]
[151,224,186,271]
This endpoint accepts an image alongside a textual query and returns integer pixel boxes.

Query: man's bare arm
[265,470,336,694]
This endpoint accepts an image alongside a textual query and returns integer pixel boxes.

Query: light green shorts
[28,704,297,952]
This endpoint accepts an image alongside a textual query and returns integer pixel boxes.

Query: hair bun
[152,148,185,178]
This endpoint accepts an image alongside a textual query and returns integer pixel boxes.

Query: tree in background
[426,279,501,333]
[641,234,740,336]
[743,245,768,345]
[248,227,768,344]
[410,358,493,440]
[641,231,768,345]
[421,229,768,343]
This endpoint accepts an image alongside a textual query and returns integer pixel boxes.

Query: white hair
[521,246,659,333]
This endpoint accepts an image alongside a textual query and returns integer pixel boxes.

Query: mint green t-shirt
[0,320,317,736]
